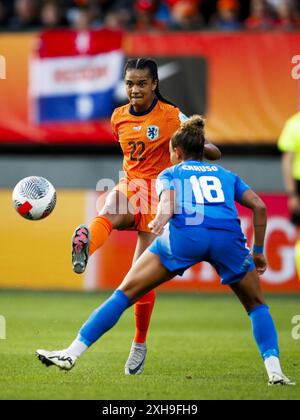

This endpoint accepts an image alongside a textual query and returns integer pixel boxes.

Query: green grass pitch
[0,291,299,400]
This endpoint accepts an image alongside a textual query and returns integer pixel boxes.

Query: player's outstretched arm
[240,189,267,275]
[149,189,176,235]
[203,141,221,161]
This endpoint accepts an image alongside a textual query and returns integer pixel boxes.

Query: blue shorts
[148,223,255,285]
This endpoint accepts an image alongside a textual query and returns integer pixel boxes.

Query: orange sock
[133,289,156,344]
[88,216,113,255]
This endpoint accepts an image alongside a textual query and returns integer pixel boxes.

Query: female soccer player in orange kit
[71,58,221,375]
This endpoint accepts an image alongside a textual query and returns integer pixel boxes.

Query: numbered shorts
[114,178,159,233]
[149,223,255,285]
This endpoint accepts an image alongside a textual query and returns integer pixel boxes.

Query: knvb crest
[147,125,159,141]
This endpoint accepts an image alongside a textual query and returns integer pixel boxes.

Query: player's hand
[148,219,164,236]
[253,253,267,276]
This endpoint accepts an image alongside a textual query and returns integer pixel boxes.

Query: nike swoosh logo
[128,357,145,375]
[48,355,73,364]
[157,62,180,81]
[115,62,180,102]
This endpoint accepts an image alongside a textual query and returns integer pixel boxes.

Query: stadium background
[0,0,300,294]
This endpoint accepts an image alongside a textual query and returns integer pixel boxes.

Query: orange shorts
[114,177,159,233]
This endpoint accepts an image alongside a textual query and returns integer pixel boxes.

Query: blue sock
[248,304,279,360]
[79,290,131,347]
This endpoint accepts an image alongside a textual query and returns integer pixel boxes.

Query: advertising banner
[126,32,300,144]
[0,32,299,144]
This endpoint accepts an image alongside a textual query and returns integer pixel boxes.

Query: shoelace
[128,348,145,366]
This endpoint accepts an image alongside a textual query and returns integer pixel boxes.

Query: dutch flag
[30,29,124,124]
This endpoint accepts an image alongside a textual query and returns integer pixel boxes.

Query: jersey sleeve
[166,107,187,135]
[178,111,189,123]
[278,118,297,152]
[156,167,176,198]
[110,110,118,141]
[234,174,251,202]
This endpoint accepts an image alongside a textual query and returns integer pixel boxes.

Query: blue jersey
[156,160,250,232]
[149,160,255,284]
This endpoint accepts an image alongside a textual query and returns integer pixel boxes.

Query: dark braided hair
[172,115,206,161]
[124,58,177,107]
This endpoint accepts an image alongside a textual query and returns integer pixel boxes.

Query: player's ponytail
[154,85,177,108]
[172,115,206,160]
[124,58,177,107]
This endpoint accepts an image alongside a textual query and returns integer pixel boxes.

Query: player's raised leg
[36,250,173,371]
[230,268,295,386]
[72,189,135,274]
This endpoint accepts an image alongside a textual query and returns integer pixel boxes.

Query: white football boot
[36,349,77,371]
[124,343,147,375]
[268,372,296,386]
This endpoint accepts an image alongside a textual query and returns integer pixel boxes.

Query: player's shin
[66,290,131,358]
[248,304,282,376]
[133,289,156,344]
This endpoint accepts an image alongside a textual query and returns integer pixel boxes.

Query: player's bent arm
[240,190,267,248]
[239,189,267,275]
[149,189,176,235]
[203,141,221,161]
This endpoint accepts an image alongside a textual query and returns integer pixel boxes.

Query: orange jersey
[111,99,185,181]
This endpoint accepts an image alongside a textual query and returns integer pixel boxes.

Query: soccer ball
[12,176,57,220]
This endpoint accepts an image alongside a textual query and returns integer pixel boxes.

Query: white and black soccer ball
[12,176,57,220]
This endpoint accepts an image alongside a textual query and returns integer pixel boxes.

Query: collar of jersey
[183,160,204,164]
[129,97,158,116]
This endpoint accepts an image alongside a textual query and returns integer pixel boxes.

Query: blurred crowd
[0,0,300,32]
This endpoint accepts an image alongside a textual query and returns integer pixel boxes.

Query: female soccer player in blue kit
[37,116,294,386]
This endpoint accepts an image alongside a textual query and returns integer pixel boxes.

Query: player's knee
[137,289,156,304]
[98,208,126,228]
[119,275,147,303]
[244,296,266,313]
[119,283,138,303]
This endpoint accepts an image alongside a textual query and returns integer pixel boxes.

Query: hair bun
[191,115,205,129]
[182,115,205,131]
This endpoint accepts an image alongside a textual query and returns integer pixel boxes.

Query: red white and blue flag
[30,29,124,124]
